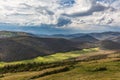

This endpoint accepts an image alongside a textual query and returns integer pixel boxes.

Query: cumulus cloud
[0,0,59,25]
[0,0,120,31]
[111,0,120,9]
[62,0,108,17]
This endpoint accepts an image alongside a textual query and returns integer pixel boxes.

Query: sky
[0,0,120,34]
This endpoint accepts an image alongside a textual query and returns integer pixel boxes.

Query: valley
[0,0,120,80]
[0,31,120,80]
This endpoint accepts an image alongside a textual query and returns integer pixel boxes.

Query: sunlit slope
[0,48,99,68]
[0,49,120,80]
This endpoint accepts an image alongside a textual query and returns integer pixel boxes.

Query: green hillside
[0,48,99,68]
[0,48,120,80]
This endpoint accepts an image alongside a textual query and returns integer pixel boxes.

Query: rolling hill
[0,49,120,80]
[0,31,120,62]
[0,36,84,62]
[71,35,99,42]
[39,31,120,40]
[0,31,120,80]
[0,31,33,38]
[110,36,120,43]
[89,32,120,40]
[100,40,120,50]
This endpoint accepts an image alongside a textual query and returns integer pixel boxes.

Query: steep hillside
[0,36,83,62]
[111,36,120,43]
[100,40,120,50]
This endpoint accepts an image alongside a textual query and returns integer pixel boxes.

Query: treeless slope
[111,36,120,43]
[100,40,120,50]
[0,36,82,62]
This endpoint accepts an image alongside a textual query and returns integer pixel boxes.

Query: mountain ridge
[0,31,120,62]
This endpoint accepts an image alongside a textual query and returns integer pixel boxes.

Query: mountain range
[0,31,120,62]
[38,31,120,40]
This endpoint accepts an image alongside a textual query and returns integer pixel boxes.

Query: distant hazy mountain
[0,31,33,38]
[89,32,120,40]
[39,31,120,40]
[71,35,99,42]
[37,33,86,39]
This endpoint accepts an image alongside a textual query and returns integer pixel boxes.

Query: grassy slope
[0,48,99,67]
[1,48,120,80]
[1,57,120,80]
[40,59,120,80]
[0,66,69,80]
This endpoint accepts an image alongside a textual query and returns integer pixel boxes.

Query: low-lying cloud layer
[0,0,120,31]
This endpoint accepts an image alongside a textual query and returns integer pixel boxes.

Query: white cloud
[0,0,120,31]
[111,0,120,9]
[0,0,60,25]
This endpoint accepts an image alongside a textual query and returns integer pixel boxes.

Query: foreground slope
[0,49,120,80]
